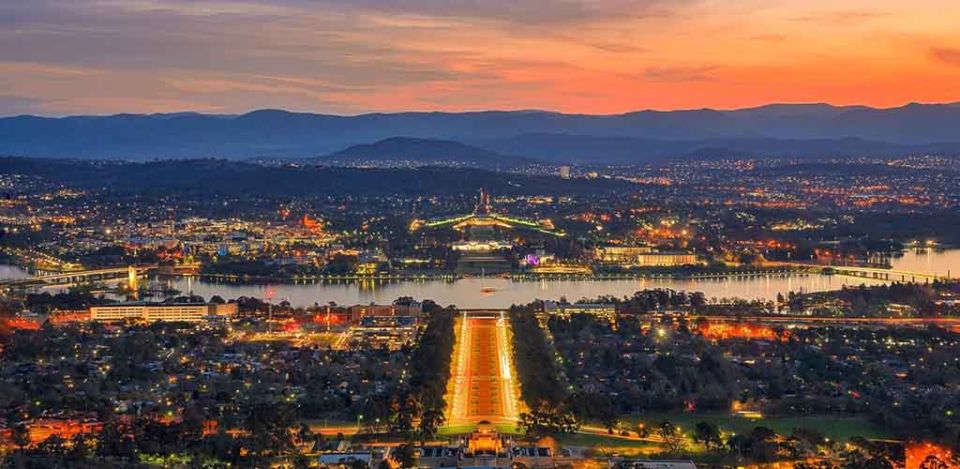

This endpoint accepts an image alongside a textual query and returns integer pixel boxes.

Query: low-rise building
[89,302,237,323]
[594,245,654,263]
[635,252,698,267]
[317,452,374,468]
[348,304,397,323]
[594,246,698,267]
[544,302,617,322]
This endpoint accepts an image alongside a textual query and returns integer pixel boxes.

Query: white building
[89,302,237,323]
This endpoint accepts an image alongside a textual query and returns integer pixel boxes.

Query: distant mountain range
[2,103,960,163]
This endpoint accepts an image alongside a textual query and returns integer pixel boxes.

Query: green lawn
[439,422,522,436]
[619,412,892,441]
[557,433,662,451]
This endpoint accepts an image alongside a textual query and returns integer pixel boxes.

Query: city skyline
[2,0,960,116]
[3,1,960,467]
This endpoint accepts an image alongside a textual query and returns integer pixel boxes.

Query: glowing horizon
[2,0,960,116]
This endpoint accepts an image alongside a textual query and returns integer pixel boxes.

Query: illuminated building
[635,252,698,267]
[89,302,237,323]
[559,165,571,179]
[452,240,513,251]
[346,313,419,350]
[528,263,592,274]
[412,189,563,274]
[355,262,378,275]
[594,246,698,267]
[48,310,93,325]
[544,302,616,322]
[348,304,399,323]
[464,421,506,457]
[412,188,565,237]
[595,245,654,262]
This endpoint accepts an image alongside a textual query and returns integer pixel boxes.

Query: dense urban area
[1,154,959,468]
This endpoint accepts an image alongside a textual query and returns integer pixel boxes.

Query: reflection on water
[0,265,31,280]
[158,274,890,309]
[889,248,960,278]
[5,249,958,309]
[155,249,960,307]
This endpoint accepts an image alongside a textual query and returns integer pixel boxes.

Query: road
[772,261,949,282]
[446,311,522,426]
[689,314,960,329]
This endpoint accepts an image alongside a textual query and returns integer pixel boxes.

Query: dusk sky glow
[3,0,960,116]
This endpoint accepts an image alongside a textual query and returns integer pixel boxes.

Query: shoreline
[164,267,815,285]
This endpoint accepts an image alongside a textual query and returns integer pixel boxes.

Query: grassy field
[620,412,892,441]
[439,422,522,436]
[433,412,889,462]
[556,433,664,456]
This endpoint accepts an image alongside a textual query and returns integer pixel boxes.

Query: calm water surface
[4,249,957,309]
[0,265,31,280]
[161,274,889,309]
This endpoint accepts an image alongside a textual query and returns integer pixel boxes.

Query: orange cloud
[1,0,959,115]
[931,47,960,67]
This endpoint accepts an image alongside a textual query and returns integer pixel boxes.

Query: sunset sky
[2,0,960,115]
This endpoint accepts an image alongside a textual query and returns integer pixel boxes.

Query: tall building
[559,165,571,179]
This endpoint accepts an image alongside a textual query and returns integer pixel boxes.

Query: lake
[4,249,957,309]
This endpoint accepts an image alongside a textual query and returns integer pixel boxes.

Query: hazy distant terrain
[2,103,960,163]
[0,157,630,197]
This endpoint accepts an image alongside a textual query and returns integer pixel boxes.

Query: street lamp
[357,414,363,432]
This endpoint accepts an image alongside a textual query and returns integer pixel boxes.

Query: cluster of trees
[0,157,632,199]
[622,418,940,469]
[549,313,741,415]
[575,289,707,313]
[199,253,374,279]
[24,290,111,314]
[611,420,854,464]
[548,311,960,450]
[347,305,454,469]
[836,212,960,246]
[508,305,578,436]
[508,306,567,406]
[793,438,911,469]
[1,400,325,467]
[405,306,455,440]
[517,402,579,436]
[201,258,325,278]
[784,281,960,316]
[0,318,417,466]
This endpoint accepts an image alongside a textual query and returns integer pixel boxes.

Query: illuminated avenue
[446,311,522,426]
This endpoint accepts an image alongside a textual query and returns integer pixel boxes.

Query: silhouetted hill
[0,157,629,197]
[314,137,532,168]
[2,103,960,161]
